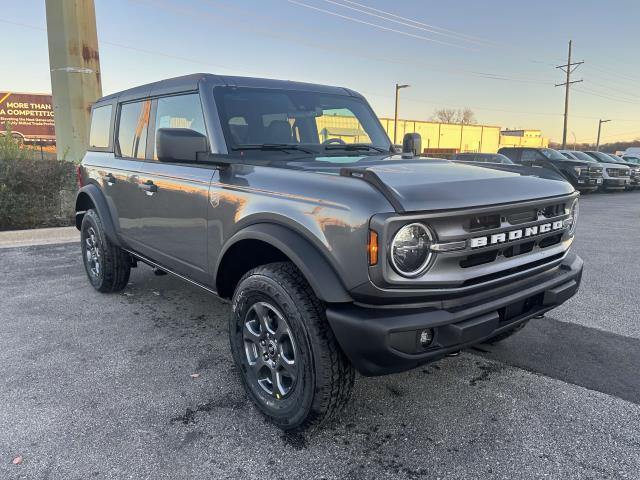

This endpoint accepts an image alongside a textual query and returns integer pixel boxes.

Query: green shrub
[0,129,77,230]
[0,124,37,161]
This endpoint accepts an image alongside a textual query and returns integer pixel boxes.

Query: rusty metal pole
[45,0,102,162]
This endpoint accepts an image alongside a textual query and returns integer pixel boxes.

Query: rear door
[134,93,214,284]
[102,98,152,249]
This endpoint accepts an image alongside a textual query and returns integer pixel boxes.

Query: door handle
[102,173,116,186]
[138,180,158,196]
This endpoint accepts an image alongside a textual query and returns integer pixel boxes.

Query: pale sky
[2,0,639,143]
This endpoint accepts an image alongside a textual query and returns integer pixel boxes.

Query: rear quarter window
[116,100,151,160]
[88,104,113,150]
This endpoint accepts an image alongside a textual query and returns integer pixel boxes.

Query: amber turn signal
[368,230,378,266]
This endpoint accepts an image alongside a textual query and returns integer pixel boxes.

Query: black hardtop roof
[95,73,361,105]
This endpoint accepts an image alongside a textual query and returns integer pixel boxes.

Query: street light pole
[393,84,409,144]
[596,119,611,151]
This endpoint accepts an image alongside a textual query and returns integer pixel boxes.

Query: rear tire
[229,262,355,431]
[80,209,131,293]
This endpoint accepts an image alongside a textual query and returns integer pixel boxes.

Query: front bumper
[327,253,583,376]
[575,177,601,191]
[603,178,629,190]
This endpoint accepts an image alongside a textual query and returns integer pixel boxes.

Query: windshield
[213,87,391,157]
[494,154,514,164]
[587,151,617,163]
[607,154,625,163]
[568,151,597,162]
[540,148,568,161]
[623,156,640,165]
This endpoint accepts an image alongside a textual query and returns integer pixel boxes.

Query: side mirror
[156,128,208,162]
[402,133,422,159]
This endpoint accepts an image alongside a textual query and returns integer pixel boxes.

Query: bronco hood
[338,159,574,213]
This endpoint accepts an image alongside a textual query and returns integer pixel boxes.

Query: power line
[582,79,640,102]
[286,0,476,50]
[128,1,554,86]
[576,128,640,143]
[338,0,497,46]
[0,17,563,125]
[318,0,496,47]
[574,87,640,106]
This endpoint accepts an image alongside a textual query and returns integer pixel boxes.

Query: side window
[153,94,206,159]
[88,104,113,150]
[521,150,538,162]
[116,100,151,159]
[500,150,516,161]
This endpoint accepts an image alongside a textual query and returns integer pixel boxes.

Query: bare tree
[431,108,458,123]
[431,107,477,125]
[459,107,477,125]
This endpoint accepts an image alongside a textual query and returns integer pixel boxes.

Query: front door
[133,93,213,284]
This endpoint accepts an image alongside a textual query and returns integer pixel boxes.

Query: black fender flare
[216,223,353,304]
[75,184,121,247]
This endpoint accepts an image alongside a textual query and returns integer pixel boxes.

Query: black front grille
[541,203,565,218]
[507,210,537,225]
[468,214,501,232]
[461,253,565,287]
[503,241,535,258]
[607,168,629,178]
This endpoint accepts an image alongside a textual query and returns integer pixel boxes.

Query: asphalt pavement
[1,191,639,479]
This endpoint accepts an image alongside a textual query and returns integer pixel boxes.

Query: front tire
[229,262,354,431]
[80,209,131,293]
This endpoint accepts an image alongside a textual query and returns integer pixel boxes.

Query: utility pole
[555,40,583,150]
[596,119,611,151]
[393,84,409,144]
[45,0,102,162]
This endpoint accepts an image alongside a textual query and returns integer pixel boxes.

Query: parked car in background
[584,151,639,190]
[452,152,514,164]
[559,150,629,191]
[498,147,603,192]
[623,147,640,158]
[608,154,640,190]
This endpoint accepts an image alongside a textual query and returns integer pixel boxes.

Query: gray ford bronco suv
[76,74,583,430]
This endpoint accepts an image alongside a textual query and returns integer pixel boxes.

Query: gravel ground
[1,191,639,479]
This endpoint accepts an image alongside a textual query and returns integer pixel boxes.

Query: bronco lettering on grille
[470,220,565,249]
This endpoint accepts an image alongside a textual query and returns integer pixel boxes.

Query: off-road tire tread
[83,209,131,293]
[236,261,355,430]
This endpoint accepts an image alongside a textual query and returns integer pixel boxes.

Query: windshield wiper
[323,144,388,153]
[232,144,318,154]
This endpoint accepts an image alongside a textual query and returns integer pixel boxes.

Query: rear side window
[499,149,517,161]
[88,105,112,150]
[153,94,206,159]
[521,150,541,162]
[117,100,151,159]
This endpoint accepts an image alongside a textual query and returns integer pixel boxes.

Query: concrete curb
[0,226,79,249]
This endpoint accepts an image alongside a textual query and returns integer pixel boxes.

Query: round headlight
[568,198,579,236]
[390,223,434,277]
